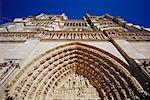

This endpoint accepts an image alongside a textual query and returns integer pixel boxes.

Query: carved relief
[137,59,150,78]
[40,31,108,40]
[105,30,150,41]
[0,31,108,41]
[0,32,37,42]
[0,59,20,83]
[0,13,150,99]
[4,43,149,100]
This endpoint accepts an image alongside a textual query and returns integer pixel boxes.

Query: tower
[0,13,150,99]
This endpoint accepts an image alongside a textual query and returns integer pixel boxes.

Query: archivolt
[5,42,148,100]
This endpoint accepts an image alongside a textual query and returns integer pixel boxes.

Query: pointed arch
[5,42,147,99]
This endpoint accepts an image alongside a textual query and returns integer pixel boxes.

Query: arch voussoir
[5,42,147,100]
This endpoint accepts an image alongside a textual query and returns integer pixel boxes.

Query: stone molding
[4,42,148,99]
[0,31,108,41]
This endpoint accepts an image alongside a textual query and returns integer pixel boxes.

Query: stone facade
[0,13,150,100]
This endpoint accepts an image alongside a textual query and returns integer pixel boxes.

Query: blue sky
[0,0,150,27]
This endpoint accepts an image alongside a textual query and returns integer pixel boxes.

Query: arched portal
[5,42,147,100]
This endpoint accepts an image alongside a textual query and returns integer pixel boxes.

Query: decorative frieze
[0,31,108,41]
[40,31,108,40]
[0,32,37,42]
[105,30,150,41]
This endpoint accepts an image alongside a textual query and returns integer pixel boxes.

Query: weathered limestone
[0,13,150,100]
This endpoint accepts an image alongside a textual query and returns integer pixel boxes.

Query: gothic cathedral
[0,13,150,99]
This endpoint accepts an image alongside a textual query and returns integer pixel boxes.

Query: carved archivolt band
[5,42,148,100]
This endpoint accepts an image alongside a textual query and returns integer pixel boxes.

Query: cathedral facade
[0,13,150,99]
